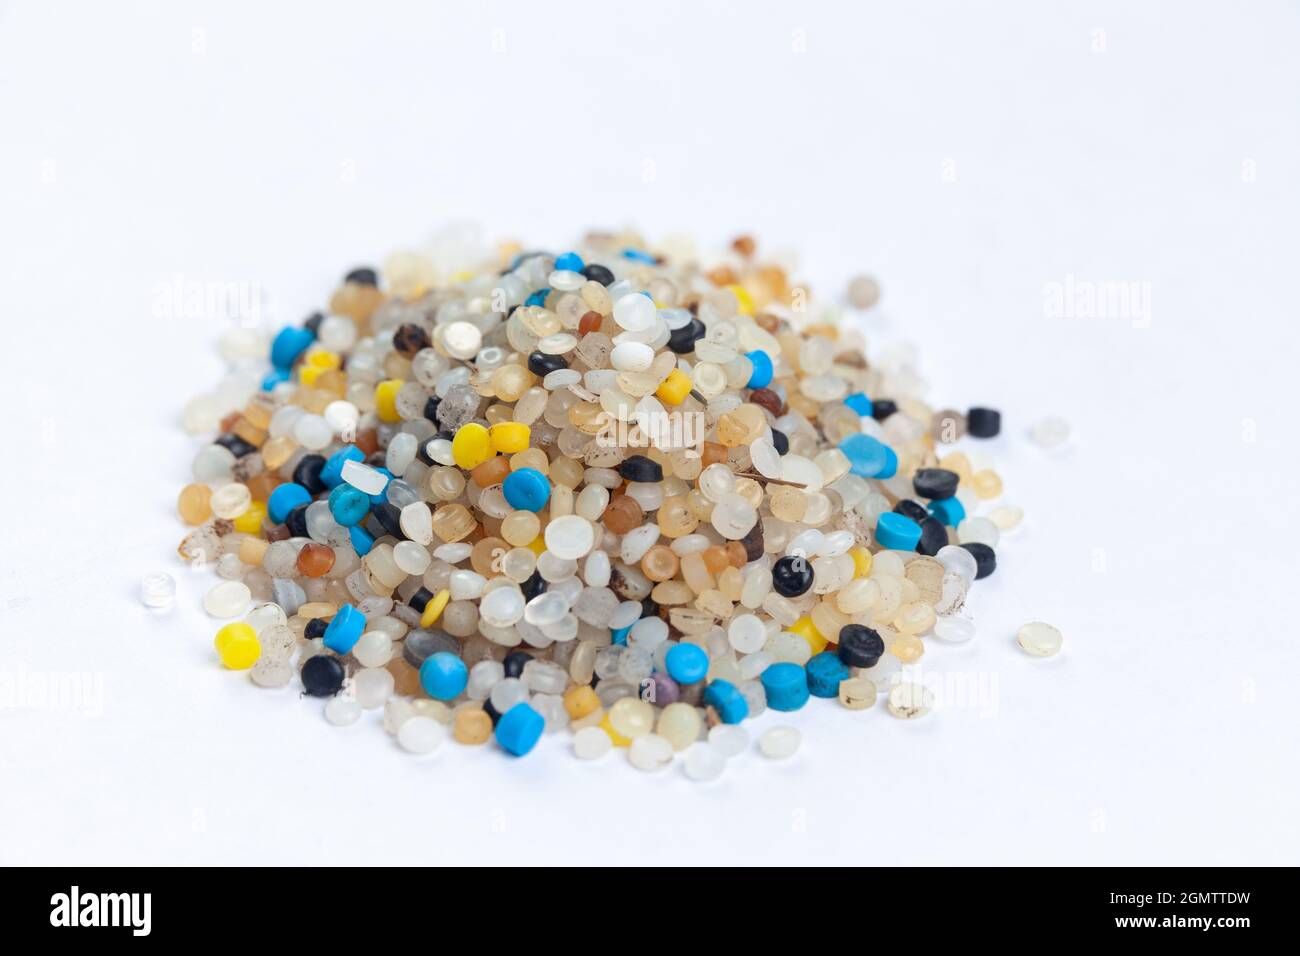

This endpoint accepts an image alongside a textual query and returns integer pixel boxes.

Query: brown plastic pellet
[602,494,644,533]
[453,707,493,745]
[177,484,212,525]
[296,543,335,578]
[471,456,511,488]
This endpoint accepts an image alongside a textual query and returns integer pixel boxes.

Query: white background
[2,0,1298,865]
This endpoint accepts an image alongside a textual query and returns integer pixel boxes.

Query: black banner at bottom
[1,867,1284,941]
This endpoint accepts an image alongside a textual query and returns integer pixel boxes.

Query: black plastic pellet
[668,318,706,354]
[740,521,765,562]
[415,440,435,466]
[838,624,885,668]
[393,323,431,357]
[423,395,441,423]
[528,350,568,377]
[894,499,930,523]
[580,263,615,286]
[293,454,327,494]
[408,587,433,614]
[482,698,503,726]
[503,651,532,679]
[215,434,256,459]
[284,503,311,539]
[913,468,960,500]
[301,655,346,697]
[371,502,405,540]
[967,407,1001,438]
[916,517,949,556]
[520,569,546,601]
[619,455,663,482]
[961,542,997,579]
[871,399,898,422]
[345,267,379,286]
[304,618,327,641]
[303,311,324,335]
[771,555,814,597]
[770,429,790,455]
[640,596,659,620]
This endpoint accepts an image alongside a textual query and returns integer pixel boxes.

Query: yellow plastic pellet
[451,423,492,469]
[299,364,326,387]
[790,615,827,655]
[850,547,873,578]
[214,622,260,670]
[300,350,341,385]
[727,284,755,316]
[563,685,600,720]
[374,379,404,423]
[419,589,451,628]
[233,500,266,535]
[599,713,631,747]
[488,422,531,454]
[655,368,692,406]
[527,535,547,556]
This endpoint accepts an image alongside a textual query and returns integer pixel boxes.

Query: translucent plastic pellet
[708,724,749,758]
[573,725,612,759]
[324,697,362,727]
[397,716,445,754]
[887,683,935,719]
[628,733,674,771]
[1029,416,1070,448]
[1017,621,1063,657]
[684,745,726,782]
[203,580,251,618]
[140,572,176,609]
[759,726,801,759]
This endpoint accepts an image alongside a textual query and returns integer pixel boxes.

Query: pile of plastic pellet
[168,231,1058,776]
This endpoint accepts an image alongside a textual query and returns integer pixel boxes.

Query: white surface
[2,0,1298,865]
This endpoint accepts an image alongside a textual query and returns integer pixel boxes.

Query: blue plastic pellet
[502,467,551,512]
[845,392,874,416]
[323,604,366,655]
[555,251,584,272]
[703,680,749,724]
[839,433,893,478]
[611,625,631,645]
[928,496,966,527]
[746,350,774,389]
[622,248,657,264]
[525,288,549,307]
[875,511,922,550]
[320,445,364,489]
[328,484,370,527]
[495,702,545,756]
[267,482,312,524]
[270,325,315,370]
[760,662,811,711]
[261,369,290,390]
[878,445,899,479]
[805,652,850,698]
[349,525,375,557]
[665,643,709,685]
[419,652,469,701]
